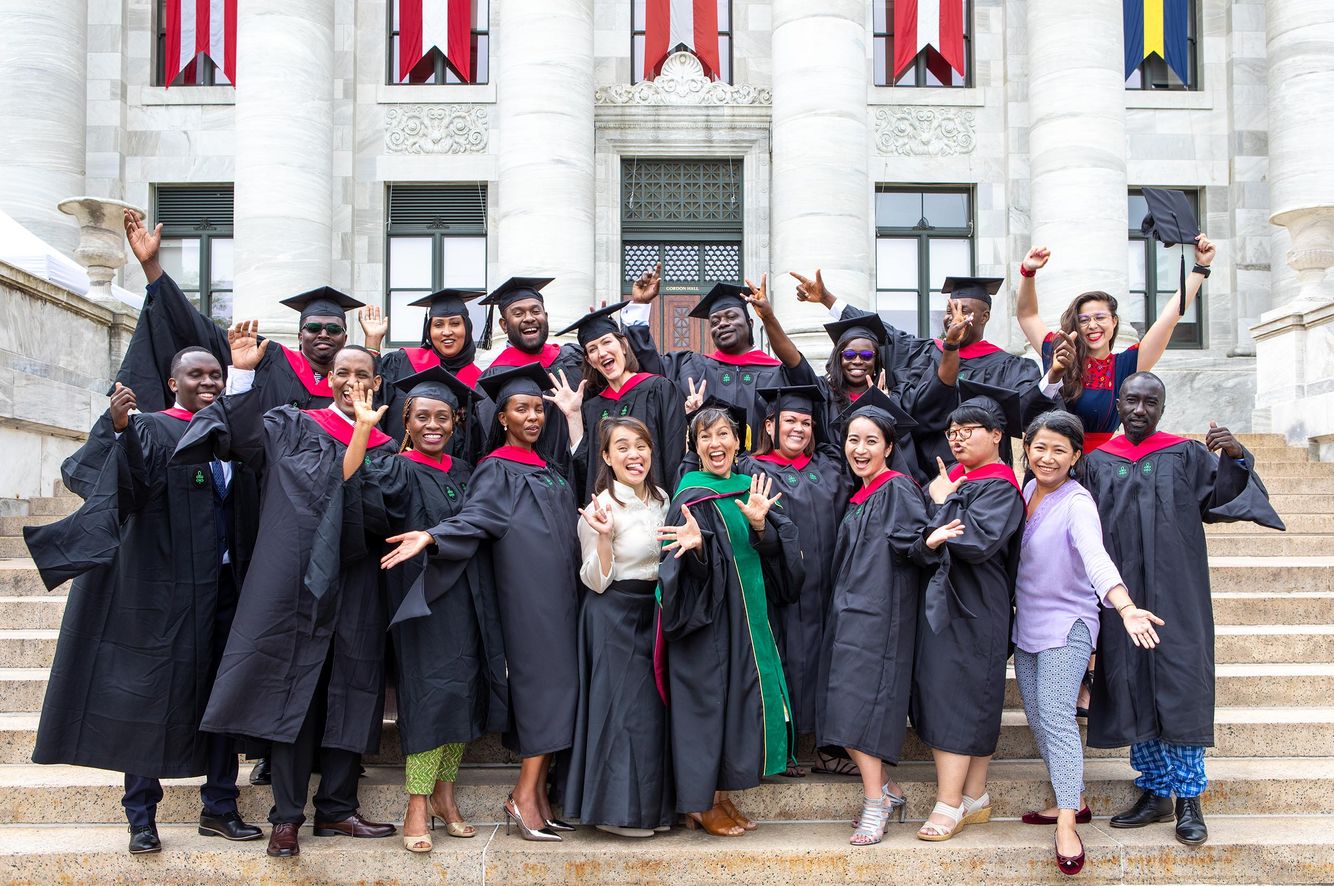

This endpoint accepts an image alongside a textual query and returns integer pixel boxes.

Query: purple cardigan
[1014,478,1125,654]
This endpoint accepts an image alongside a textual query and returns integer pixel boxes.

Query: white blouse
[577,482,669,593]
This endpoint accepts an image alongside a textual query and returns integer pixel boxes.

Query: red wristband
[1019,264,1036,278]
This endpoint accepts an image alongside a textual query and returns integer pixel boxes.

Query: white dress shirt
[577,481,669,593]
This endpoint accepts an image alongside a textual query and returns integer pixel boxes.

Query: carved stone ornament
[874,107,977,156]
[385,105,489,154]
[595,51,771,106]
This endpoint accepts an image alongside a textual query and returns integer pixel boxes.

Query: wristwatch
[1192,263,1211,278]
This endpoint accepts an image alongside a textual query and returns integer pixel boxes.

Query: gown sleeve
[921,480,1023,633]
[885,479,940,569]
[838,303,938,391]
[654,381,688,485]
[1194,444,1286,531]
[59,412,121,500]
[657,497,723,640]
[358,453,415,537]
[754,509,805,606]
[170,389,270,470]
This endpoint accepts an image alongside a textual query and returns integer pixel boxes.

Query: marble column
[0,1,88,255]
[770,0,870,349]
[494,0,595,330]
[232,0,335,331]
[1026,0,1128,325]
[1251,0,1334,450]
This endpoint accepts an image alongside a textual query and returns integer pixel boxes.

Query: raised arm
[342,381,389,480]
[1016,246,1052,352]
[1136,234,1215,370]
[743,274,802,369]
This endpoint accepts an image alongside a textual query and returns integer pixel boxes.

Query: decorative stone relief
[385,105,488,154]
[874,107,977,156]
[595,51,771,106]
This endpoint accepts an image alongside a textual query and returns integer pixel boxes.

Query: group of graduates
[25,208,1285,875]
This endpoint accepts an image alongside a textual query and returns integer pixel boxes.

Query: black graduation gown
[624,324,785,447]
[836,304,942,395]
[113,272,230,413]
[412,449,581,757]
[817,473,937,763]
[658,473,805,813]
[574,372,687,501]
[1083,435,1285,749]
[376,348,485,460]
[361,453,508,755]
[29,409,257,777]
[172,393,398,753]
[245,339,338,412]
[910,469,1025,757]
[474,344,585,468]
[737,448,853,735]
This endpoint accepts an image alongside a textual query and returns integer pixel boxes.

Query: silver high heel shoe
[884,786,908,823]
[504,796,561,842]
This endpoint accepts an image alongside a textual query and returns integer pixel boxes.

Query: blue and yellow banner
[1124,0,1190,84]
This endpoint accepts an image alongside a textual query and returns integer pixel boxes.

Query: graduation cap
[407,288,485,350]
[757,385,824,417]
[553,301,632,347]
[956,377,1024,438]
[476,362,554,407]
[477,277,554,350]
[837,387,918,434]
[941,277,1004,308]
[279,286,365,321]
[685,397,751,453]
[825,316,888,348]
[1140,188,1201,316]
[687,283,752,319]
[393,365,481,411]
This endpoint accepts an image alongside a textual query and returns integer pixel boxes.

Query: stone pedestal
[233,0,335,333]
[57,197,145,306]
[494,0,595,330]
[1026,0,1128,319]
[0,2,88,256]
[769,0,870,348]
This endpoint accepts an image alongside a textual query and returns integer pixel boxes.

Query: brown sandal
[718,796,758,831]
[684,804,745,837]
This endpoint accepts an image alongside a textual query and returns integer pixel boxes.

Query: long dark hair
[823,338,884,413]
[579,332,641,395]
[593,417,667,505]
[1057,291,1120,404]
[1021,409,1087,484]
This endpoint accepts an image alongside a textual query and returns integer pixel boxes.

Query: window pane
[633,35,645,82]
[873,37,888,86]
[718,36,731,82]
[210,237,233,289]
[1123,291,1149,336]
[209,289,233,328]
[874,291,919,339]
[440,236,487,288]
[873,0,888,33]
[876,238,918,289]
[389,237,433,288]
[389,290,431,344]
[1128,242,1147,292]
[716,0,730,31]
[633,0,646,28]
[928,290,950,338]
[1154,243,1186,294]
[160,238,201,289]
[1127,193,1149,227]
[473,34,489,82]
[474,0,488,28]
[928,238,971,286]
[922,192,969,229]
[875,191,922,228]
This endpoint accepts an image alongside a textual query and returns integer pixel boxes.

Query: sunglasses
[302,322,346,336]
[840,349,877,361]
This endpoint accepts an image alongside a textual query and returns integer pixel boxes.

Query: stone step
[1258,477,1334,494]
[0,515,60,537]
[1,758,1331,826]
[1250,462,1334,477]
[1205,534,1332,557]
[1207,513,1334,534]
[0,596,64,630]
[1271,493,1334,514]
[0,539,35,559]
[0,562,64,597]
[3,817,1333,886]
[24,497,78,518]
[1213,591,1334,625]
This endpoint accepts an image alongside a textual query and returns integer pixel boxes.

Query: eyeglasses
[302,322,346,336]
[1076,312,1113,326]
[945,424,986,442]
[841,349,877,361]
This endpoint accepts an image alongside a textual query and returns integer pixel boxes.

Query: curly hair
[1056,292,1120,404]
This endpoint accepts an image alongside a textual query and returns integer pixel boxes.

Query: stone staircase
[0,434,1331,884]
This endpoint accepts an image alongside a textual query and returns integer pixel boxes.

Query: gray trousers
[1014,619,1093,810]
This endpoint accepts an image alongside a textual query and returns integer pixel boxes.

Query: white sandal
[916,800,967,842]
[961,791,992,826]
[849,795,889,846]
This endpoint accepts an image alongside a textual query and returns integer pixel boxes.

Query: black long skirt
[559,580,673,829]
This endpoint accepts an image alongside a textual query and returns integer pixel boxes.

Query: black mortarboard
[393,365,480,411]
[837,386,918,434]
[1140,188,1201,316]
[553,300,631,347]
[476,362,554,407]
[686,397,751,453]
[279,286,365,320]
[825,316,888,348]
[408,288,485,318]
[941,277,1004,308]
[956,377,1024,438]
[757,385,824,417]
[687,283,751,319]
[478,276,553,311]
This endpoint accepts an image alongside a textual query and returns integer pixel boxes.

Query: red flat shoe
[1055,832,1085,876]
[1022,805,1092,825]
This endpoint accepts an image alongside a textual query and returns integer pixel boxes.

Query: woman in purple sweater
[1015,411,1165,876]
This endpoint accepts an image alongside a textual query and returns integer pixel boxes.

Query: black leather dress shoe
[1174,796,1208,845]
[248,757,271,786]
[128,825,161,854]
[312,812,397,838]
[1109,789,1174,828]
[267,822,300,857]
[199,810,264,841]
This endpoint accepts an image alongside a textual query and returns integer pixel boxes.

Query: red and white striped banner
[398,0,473,83]
[892,0,965,81]
[644,0,720,81]
[164,0,236,87]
